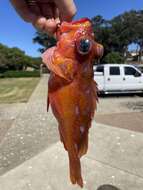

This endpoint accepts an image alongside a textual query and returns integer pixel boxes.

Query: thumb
[10,0,39,23]
[55,0,76,21]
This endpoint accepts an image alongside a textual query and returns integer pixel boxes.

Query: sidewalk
[0,122,143,190]
[0,75,143,190]
[0,75,59,175]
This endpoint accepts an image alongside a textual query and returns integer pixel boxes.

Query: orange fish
[42,18,103,188]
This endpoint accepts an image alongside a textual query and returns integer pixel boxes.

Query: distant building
[130,50,139,57]
[126,50,143,63]
[40,64,49,75]
[26,67,35,71]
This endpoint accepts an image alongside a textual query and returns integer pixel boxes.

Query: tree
[92,10,143,62]
[110,10,143,56]
[0,44,10,72]
[0,43,42,72]
[132,10,143,62]
[33,31,56,53]
[32,10,143,63]
[92,15,106,28]
[92,15,112,58]
[103,52,125,63]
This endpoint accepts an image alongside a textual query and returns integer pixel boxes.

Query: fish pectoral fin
[42,47,76,82]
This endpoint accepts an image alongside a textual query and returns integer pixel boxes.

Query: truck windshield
[125,67,138,75]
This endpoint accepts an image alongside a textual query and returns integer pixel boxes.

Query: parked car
[94,64,143,94]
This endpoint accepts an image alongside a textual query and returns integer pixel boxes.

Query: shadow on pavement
[97,184,121,190]
[99,93,142,98]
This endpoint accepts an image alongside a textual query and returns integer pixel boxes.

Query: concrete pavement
[95,112,143,133]
[0,75,59,175]
[0,75,143,190]
[0,122,143,190]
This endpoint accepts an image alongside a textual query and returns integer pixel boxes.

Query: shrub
[0,70,40,78]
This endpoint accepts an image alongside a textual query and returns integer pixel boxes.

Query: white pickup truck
[94,64,143,94]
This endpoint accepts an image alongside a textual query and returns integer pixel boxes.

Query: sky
[0,0,142,57]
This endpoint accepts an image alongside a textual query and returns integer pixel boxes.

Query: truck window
[109,67,120,75]
[124,67,137,75]
[95,66,104,73]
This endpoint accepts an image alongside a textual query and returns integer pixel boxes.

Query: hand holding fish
[42,18,103,187]
[10,0,76,34]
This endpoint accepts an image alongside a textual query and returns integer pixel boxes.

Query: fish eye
[77,39,92,55]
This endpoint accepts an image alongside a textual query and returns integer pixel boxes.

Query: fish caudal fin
[68,145,83,188]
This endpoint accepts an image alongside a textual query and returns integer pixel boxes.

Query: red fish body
[42,18,103,187]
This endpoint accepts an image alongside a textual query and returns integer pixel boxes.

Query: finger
[37,1,60,23]
[54,7,60,24]
[44,18,57,34]
[34,17,57,34]
[55,0,76,21]
[33,17,47,30]
[36,2,59,34]
[10,0,39,23]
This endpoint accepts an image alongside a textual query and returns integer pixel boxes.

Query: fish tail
[68,144,83,188]
[78,134,88,158]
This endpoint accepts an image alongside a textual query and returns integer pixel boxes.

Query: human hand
[10,0,76,34]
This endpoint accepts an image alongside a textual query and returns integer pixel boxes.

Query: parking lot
[0,93,143,145]
[95,95,143,132]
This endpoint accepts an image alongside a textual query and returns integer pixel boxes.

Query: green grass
[0,78,40,103]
